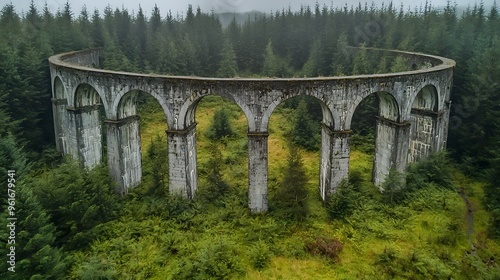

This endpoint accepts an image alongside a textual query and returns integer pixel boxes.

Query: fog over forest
[2,0,493,15]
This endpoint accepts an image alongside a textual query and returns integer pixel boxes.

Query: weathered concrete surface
[49,48,455,212]
[320,125,351,198]
[248,133,269,212]
[106,116,142,195]
[167,124,198,199]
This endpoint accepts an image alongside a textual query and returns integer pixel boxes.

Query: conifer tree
[301,39,323,77]
[146,134,168,195]
[0,182,67,279]
[206,109,234,140]
[274,143,309,222]
[290,99,319,151]
[216,38,238,77]
[198,143,230,204]
[390,56,408,72]
[262,40,279,77]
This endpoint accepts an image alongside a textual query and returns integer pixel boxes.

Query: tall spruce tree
[274,143,309,222]
[206,109,234,141]
[216,38,238,77]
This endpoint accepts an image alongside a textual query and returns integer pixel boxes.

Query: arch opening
[125,92,170,195]
[409,85,439,163]
[267,95,328,213]
[350,91,401,187]
[194,95,249,204]
[54,77,66,99]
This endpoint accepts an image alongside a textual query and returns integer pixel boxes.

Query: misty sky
[1,0,496,17]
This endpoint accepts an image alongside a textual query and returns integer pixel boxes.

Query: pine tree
[301,39,323,77]
[216,38,238,77]
[31,161,119,250]
[332,33,351,76]
[206,109,234,140]
[198,143,230,204]
[145,134,168,196]
[390,56,408,72]
[262,40,279,77]
[352,44,370,75]
[0,182,67,279]
[90,9,105,47]
[274,143,309,222]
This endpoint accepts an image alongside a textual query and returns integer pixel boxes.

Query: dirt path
[460,187,476,252]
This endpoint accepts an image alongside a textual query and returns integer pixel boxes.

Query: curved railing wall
[49,48,455,212]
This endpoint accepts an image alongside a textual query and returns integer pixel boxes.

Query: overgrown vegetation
[0,1,500,279]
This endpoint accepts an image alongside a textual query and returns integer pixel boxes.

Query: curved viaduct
[49,48,455,212]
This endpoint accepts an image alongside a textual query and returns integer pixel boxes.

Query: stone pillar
[167,124,197,199]
[436,101,452,151]
[320,124,351,200]
[52,98,68,153]
[408,109,438,163]
[248,132,269,213]
[67,106,102,169]
[105,116,142,195]
[373,117,410,186]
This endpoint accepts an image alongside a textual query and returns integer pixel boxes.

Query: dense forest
[1,1,500,279]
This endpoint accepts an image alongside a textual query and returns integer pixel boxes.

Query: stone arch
[53,76,66,99]
[178,91,254,131]
[377,91,400,121]
[117,90,139,119]
[113,89,171,123]
[345,91,400,129]
[412,85,438,112]
[74,83,103,108]
[349,91,403,186]
[261,92,334,132]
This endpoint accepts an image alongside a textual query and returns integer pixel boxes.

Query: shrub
[249,240,273,270]
[305,237,343,262]
[406,151,455,190]
[170,237,243,279]
[326,179,361,220]
[381,169,406,204]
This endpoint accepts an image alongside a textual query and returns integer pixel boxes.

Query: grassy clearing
[70,97,500,279]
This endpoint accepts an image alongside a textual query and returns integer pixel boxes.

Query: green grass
[69,96,500,279]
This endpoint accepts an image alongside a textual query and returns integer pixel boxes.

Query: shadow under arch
[408,85,440,163]
[350,91,402,186]
[412,85,439,112]
[74,83,107,109]
[53,76,66,99]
